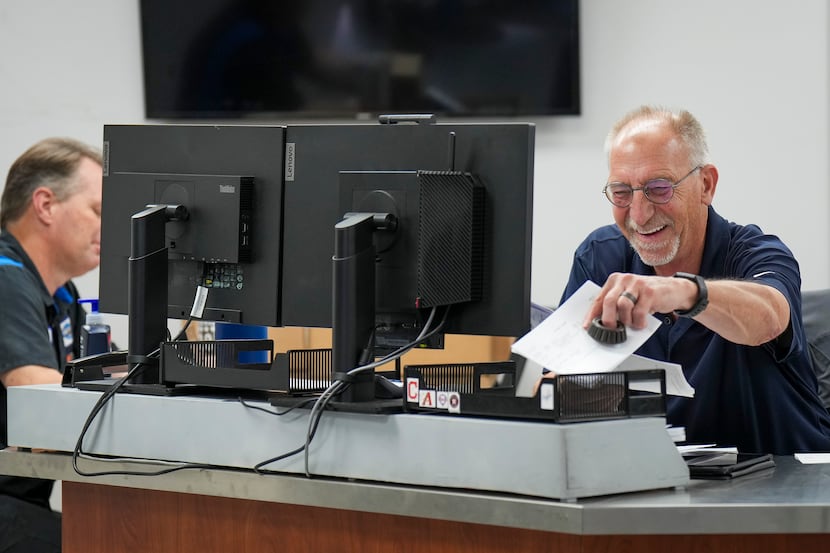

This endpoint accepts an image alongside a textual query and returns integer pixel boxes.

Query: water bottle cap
[78,298,105,325]
[78,298,99,313]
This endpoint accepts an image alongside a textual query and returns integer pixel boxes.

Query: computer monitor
[280,120,534,402]
[99,124,286,382]
[98,120,533,400]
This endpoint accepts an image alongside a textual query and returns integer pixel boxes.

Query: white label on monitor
[285,142,295,181]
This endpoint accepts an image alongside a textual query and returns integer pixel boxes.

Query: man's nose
[627,190,655,226]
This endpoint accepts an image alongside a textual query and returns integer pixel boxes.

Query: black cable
[296,306,450,478]
[172,316,194,342]
[71,361,141,474]
[71,295,200,477]
[296,379,348,477]
[252,379,349,476]
[77,301,448,478]
[71,354,222,477]
[237,395,317,416]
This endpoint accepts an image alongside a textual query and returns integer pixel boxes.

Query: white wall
[0,0,146,343]
[532,1,830,307]
[0,0,827,345]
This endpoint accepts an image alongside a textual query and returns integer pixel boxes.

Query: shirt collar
[0,231,55,307]
[698,206,729,278]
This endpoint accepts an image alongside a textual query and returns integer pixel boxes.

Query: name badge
[60,316,74,349]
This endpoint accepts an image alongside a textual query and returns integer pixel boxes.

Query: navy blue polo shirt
[561,206,830,454]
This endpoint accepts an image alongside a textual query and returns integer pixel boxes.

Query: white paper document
[512,280,695,397]
[794,453,830,464]
[617,354,695,398]
[512,281,660,374]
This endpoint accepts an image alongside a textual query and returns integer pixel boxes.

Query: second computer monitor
[281,122,535,345]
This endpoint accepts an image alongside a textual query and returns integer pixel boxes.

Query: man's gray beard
[630,234,680,268]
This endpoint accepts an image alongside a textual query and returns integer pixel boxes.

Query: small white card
[795,453,830,464]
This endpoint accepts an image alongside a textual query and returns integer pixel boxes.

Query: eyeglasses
[602,165,702,208]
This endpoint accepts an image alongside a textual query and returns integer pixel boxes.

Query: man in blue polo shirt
[562,105,830,455]
[0,137,102,552]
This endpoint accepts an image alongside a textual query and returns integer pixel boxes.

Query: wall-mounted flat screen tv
[140,0,580,119]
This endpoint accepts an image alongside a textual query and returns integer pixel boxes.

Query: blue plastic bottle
[78,299,111,357]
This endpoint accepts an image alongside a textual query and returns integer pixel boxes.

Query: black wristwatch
[673,272,708,318]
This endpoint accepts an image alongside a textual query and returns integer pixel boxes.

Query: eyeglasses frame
[602,165,703,208]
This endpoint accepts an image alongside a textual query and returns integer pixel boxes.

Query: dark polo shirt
[0,231,83,508]
[562,207,830,454]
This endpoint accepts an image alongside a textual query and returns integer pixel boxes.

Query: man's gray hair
[1,137,102,229]
[604,105,709,168]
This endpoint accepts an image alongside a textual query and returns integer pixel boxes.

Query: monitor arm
[127,204,188,384]
[332,212,396,402]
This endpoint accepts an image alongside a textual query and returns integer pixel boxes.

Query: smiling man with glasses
[558,105,830,455]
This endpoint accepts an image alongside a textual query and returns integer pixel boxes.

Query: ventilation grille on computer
[416,171,485,308]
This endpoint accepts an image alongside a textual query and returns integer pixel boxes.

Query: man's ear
[700,164,718,206]
[30,186,57,225]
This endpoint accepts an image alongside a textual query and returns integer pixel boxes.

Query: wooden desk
[2,450,829,553]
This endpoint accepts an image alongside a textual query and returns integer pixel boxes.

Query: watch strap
[673,272,708,318]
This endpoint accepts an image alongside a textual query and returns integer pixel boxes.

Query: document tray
[161,340,331,393]
[403,362,667,422]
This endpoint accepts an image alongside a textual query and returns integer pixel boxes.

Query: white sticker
[540,382,555,411]
[419,389,436,409]
[448,391,461,414]
[406,377,420,403]
[60,316,74,348]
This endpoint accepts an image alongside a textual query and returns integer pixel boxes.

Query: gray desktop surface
[1,449,827,535]
[7,384,689,501]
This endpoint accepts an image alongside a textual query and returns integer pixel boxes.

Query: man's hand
[583,272,689,331]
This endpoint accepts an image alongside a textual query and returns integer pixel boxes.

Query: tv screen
[139,0,580,119]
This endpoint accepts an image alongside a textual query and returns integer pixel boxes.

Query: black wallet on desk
[683,452,775,480]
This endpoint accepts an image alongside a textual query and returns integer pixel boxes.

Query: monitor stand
[63,357,217,397]
[75,204,195,397]
[73,379,194,396]
[325,212,404,413]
